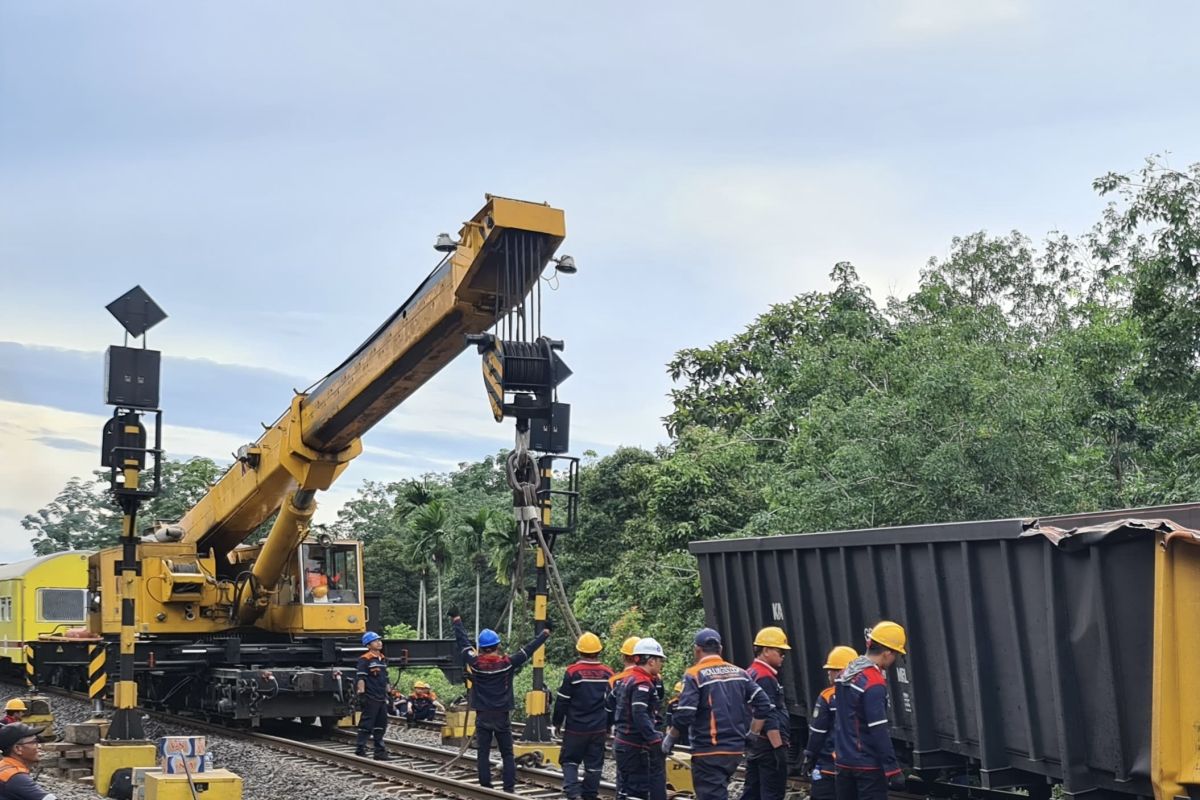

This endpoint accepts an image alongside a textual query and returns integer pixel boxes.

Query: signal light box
[105,345,161,409]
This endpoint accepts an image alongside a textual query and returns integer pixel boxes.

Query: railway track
[16,682,614,799]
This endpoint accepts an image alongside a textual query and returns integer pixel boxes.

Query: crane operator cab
[296,541,361,606]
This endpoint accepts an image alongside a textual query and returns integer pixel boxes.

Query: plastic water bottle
[204,752,214,771]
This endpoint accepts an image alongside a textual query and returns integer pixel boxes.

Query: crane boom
[176,196,565,574]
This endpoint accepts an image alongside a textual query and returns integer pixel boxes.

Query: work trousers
[475,712,516,792]
[835,769,888,800]
[561,732,606,800]
[614,742,666,800]
[408,706,437,722]
[739,752,787,800]
[355,697,388,752]
[809,773,837,800]
[691,754,743,800]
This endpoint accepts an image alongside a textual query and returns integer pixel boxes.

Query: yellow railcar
[0,551,90,669]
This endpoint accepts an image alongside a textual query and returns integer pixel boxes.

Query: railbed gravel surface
[2,688,515,800]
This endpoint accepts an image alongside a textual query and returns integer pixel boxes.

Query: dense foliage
[25,156,1200,697]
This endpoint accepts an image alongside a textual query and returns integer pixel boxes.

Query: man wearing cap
[803,645,858,800]
[554,632,614,800]
[741,627,793,800]
[355,631,393,760]
[834,621,908,800]
[451,610,551,793]
[0,723,56,800]
[666,628,773,800]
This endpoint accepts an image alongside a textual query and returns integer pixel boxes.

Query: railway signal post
[93,287,167,794]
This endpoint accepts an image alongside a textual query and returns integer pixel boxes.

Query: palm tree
[485,517,524,640]
[457,508,503,641]
[408,499,453,638]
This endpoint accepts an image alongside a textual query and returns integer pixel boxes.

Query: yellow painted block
[513,741,560,768]
[524,690,546,715]
[113,681,137,707]
[94,742,157,796]
[144,769,242,800]
[666,751,694,794]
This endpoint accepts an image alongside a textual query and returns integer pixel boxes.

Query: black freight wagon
[690,503,1200,800]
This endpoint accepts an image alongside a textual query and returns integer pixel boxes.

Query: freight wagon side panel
[691,506,1200,798]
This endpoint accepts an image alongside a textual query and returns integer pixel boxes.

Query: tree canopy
[24,154,1200,691]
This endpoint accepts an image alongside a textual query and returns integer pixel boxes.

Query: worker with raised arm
[834,622,908,800]
[0,723,56,800]
[553,632,614,800]
[741,627,793,800]
[354,631,393,760]
[665,628,773,800]
[451,609,551,793]
[803,645,858,800]
[610,638,668,800]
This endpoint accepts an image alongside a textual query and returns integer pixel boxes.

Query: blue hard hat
[694,627,722,648]
[478,628,501,648]
[362,631,382,646]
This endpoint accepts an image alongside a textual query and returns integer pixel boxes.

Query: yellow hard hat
[414,681,430,690]
[312,584,328,598]
[753,626,791,650]
[866,621,907,655]
[673,681,683,694]
[619,636,641,657]
[576,632,603,655]
[823,645,858,671]
[4,699,26,713]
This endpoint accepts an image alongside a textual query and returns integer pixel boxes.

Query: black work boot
[355,747,367,757]
[374,748,391,761]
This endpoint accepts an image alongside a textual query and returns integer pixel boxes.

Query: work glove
[773,746,789,773]
[888,772,907,790]
[542,618,553,634]
[660,732,675,755]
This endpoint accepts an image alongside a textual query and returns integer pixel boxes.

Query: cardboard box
[156,737,206,774]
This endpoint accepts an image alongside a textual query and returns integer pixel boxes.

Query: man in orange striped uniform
[665,628,773,800]
[802,646,858,800]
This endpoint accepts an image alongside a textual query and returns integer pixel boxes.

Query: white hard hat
[632,637,665,658]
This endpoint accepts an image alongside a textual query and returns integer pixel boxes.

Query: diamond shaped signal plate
[106,285,167,338]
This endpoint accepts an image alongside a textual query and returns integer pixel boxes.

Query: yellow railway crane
[37,196,574,732]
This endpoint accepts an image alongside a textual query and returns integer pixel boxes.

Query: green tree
[407,499,453,638]
[457,507,502,641]
[22,472,121,555]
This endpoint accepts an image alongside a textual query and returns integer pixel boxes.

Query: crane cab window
[299,542,360,605]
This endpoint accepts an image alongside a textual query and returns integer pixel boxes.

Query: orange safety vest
[0,755,29,783]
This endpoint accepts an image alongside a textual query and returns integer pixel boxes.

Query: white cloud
[881,0,1030,40]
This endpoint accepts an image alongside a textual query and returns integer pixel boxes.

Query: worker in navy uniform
[387,686,408,718]
[0,723,55,800]
[741,627,793,800]
[666,627,773,800]
[663,681,689,747]
[451,610,551,793]
[407,681,444,722]
[553,631,613,800]
[608,637,668,800]
[802,645,858,800]
[833,622,908,800]
[354,631,392,760]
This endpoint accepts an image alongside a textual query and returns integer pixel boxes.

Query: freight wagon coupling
[690,502,1200,800]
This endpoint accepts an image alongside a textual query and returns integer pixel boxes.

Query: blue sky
[3,1,1199,561]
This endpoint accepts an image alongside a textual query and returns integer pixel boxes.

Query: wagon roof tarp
[688,501,1200,553]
